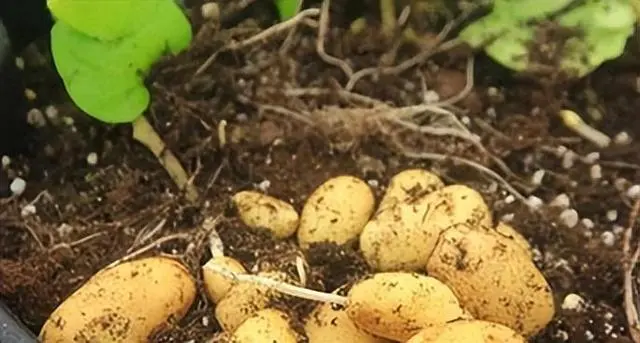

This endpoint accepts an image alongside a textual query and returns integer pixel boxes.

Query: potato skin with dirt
[230,309,298,343]
[39,257,196,343]
[360,184,492,271]
[215,271,289,332]
[305,296,392,343]
[406,319,526,343]
[232,190,300,238]
[377,169,444,212]
[426,225,555,337]
[346,272,468,341]
[297,175,375,249]
[203,256,247,303]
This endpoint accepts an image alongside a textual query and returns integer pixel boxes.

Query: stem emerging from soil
[203,262,348,305]
[132,116,199,203]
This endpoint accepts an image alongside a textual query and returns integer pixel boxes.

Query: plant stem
[132,115,199,203]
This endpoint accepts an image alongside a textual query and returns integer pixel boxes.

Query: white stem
[203,263,348,306]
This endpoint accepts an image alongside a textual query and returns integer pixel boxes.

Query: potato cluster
[38,170,555,342]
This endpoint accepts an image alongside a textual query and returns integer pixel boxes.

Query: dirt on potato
[2,1,640,343]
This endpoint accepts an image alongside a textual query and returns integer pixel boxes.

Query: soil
[2,1,640,342]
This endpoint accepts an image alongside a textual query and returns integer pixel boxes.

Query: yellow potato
[360,184,492,271]
[232,190,300,238]
[39,257,196,343]
[346,272,468,342]
[426,225,555,337]
[305,296,391,343]
[230,309,298,343]
[298,175,375,249]
[377,169,444,212]
[406,319,526,342]
[494,221,532,258]
[215,271,289,332]
[203,256,247,303]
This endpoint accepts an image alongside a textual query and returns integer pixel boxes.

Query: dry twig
[623,199,640,342]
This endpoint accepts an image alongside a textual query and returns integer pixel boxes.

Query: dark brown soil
[2,1,640,342]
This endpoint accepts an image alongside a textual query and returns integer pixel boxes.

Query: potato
[360,184,492,271]
[377,169,444,212]
[426,225,555,336]
[406,319,526,343]
[232,190,300,238]
[346,272,468,342]
[305,295,391,343]
[203,256,247,303]
[494,221,532,258]
[230,309,298,343]
[215,271,289,332]
[298,175,375,249]
[39,257,196,343]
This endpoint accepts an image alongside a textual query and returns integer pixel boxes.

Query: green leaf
[274,0,301,20]
[50,0,192,123]
[483,25,533,71]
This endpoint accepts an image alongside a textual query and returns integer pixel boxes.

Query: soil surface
[2,1,640,342]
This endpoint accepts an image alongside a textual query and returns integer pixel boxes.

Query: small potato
[377,169,444,212]
[230,309,298,343]
[232,190,300,238]
[298,175,375,249]
[203,256,247,303]
[360,184,492,271]
[346,272,468,342]
[39,257,196,343]
[406,319,526,343]
[305,295,392,343]
[426,225,555,336]
[494,221,532,258]
[215,271,289,332]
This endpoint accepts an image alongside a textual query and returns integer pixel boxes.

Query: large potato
[346,272,468,342]
[494,221,532,258]
[39,257,196,343]
[203,256,247,303]
[305,294,391,343]
[426,224,555,337]
[232,190,300,239]
[215,271,289,332]
[298,175,375,249]
[406,319,526,342]
[230,309,298,343]
[360,184,492,271]
[377,169,444,212]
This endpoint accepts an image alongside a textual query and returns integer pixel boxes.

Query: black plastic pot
[0,300,36,343]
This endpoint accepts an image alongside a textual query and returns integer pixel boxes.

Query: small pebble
[589,164,602,180]
[24,88,37,101]
[561,293,586,311]
[10,177,26,196]
[21,204,36,217]
[555,145,568,157]
[367,179,379,188]
[626,185,640,199]
[460,116,471,126]
[584,330,594,341]
[606,209,618,222]
[200,2,220,20]
[559,209,579,228]
[614,177,628,191]
[257,179,270,192]
[614,131,632,145]
[562,150,577,169]
[62,116,75,126]
[45,105,59,119]
[583,152,600,164]
[526,195,544,210]
[500,213,515,222]
[424,90,440,103]
[601,231,615,246]
[504,194,515,204]
[15,57,24,70]
[86,152,98,166]
[581,218,595,229]
[26,108,46,127]
[531,169,545,186]
[549,193,571,209]
[1,156,10,168]
[612,225,625,235]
